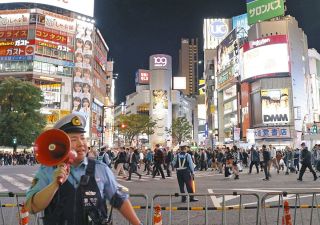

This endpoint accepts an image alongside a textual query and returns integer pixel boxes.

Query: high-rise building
[178,38,199,96]
[0,1,113,147]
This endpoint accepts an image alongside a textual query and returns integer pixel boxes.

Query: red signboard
[36,30,67,45]
[0,30,28,39]
[137,69,150,84]
[0,45,34,56]
[35,40,73,52]
[243,35,287,52]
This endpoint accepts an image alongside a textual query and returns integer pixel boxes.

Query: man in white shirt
[268,145,280,174]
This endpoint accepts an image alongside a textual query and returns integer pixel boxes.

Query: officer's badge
[85,191,96,196]
[71,116,81,126]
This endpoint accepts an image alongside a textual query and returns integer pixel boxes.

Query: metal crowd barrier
[104,193,149,225]
[261,191,320,225]
[0,192,148,225]
[151,192,260,225]
[0,192,43,225]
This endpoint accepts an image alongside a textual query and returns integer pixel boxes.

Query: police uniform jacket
[26,157,128,225]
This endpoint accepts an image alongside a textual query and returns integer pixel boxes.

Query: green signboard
[247,0,285,25]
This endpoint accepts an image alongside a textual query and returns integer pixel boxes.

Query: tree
[169,117,192,145]
[0,77,46,149]
[117,114,157,146]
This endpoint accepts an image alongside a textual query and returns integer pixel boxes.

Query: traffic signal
[12,137,17,145]
[120,124,127,129]
[312,124,318,134]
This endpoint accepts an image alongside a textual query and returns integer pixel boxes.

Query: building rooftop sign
[246,0,285,25]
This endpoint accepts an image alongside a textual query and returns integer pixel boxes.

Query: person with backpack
[144,148,154,175]
[127,147,142,181]
[97,146,111,168]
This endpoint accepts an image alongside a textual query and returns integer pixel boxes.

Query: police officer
[25,112,142,225]
[173,143,198,203]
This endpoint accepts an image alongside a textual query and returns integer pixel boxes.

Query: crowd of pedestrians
[0,151,36,166]
[86,142,320,182]
[3,142,320,183]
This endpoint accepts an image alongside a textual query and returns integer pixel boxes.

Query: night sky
[95,0,320,104]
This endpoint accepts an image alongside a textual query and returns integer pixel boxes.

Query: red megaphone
[34,129,77,184]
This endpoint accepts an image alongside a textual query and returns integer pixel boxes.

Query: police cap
[53,112,86,133]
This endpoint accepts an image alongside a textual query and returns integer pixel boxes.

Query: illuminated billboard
[136,69,150,85]
[0,39,34,60]
[173,77,186,90]
[0,29,28,39]
[242,35,289,81]
[261,88,290,124]
[2,0,94,17]
[203,18,231,50]
[150,54,172,70]
[153,90,168,110]
[36,29,68,45]
[246,0,285,25]
[0,13,29,26]
[217,29,237,74]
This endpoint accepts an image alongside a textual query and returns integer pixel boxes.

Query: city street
[1,165,320,224]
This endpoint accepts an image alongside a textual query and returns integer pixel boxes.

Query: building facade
[179,38,199,96]
[0,2,112,147]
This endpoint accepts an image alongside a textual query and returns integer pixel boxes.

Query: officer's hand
[53,163,70,185]
[191,174,195,180]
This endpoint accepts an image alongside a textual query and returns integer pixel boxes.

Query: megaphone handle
[56,164,70,185]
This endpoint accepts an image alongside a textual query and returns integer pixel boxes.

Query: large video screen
[242,35,289,81]
[2,0,94,17]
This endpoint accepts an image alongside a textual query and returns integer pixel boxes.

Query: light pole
[230,117,236,146]
[209,130,213,149]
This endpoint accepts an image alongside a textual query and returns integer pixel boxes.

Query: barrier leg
[314,194,320,225]
[205,195,208,225]
[297,194,304,225]
[169,195,172,225]
[238,194,242,225]
[0,198,5,225]
[310,193,315,225]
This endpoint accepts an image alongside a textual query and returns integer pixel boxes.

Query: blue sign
[0,55,33,61]
[246,0,256,3]
[210,20,229,38]
[255,127,290,139]
[232,13,250,37]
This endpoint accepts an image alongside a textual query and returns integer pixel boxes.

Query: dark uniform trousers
[298,162,317,180]
[177,169,193,201]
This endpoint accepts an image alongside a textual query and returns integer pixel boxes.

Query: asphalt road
[1,165,320,225]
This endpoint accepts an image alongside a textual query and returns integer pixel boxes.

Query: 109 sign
[153,57,167,67]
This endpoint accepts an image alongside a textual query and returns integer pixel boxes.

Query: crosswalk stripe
[0,175,29,190]
[17,174,33,182]
[0,183,9,192]
[208,189,222,207]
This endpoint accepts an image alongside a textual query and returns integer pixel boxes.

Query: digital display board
[242,35,289,81]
